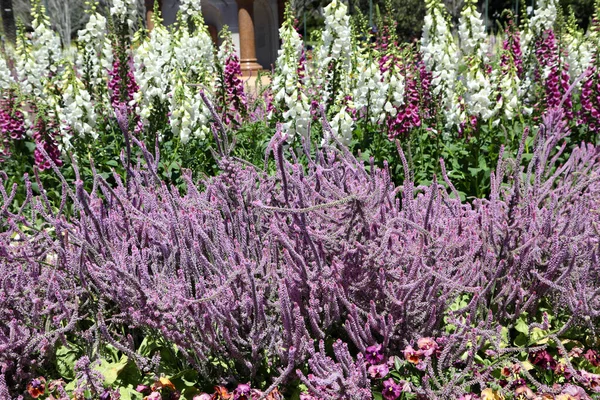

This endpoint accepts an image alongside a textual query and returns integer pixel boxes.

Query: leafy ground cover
[2,0,600,398]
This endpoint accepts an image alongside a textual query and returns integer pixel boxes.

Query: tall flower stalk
[215,28,247,128]
[421,0,461,130]
[271,5,311,139]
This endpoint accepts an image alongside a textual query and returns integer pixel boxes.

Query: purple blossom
[233,383,252,400]
[382,378,402,400]
[32,115,63,170]
[2,107,600,397]
[501,18,523,77]
[365,344,384,365]
[585,349,600,367]
[367,363,389,379]
[529,350,557,370]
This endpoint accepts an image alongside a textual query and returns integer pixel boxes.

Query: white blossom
[0,56,13,90]
[179,0,203,21]
[272,8,311,138]
[76,12,113,93]
[458,0,488,61]
[351,57,388,124]
[328,106,354,146]
[565,32,593,83]
[529,0,558,36]
[463,65,495,121]
[421,0,461,129]
[59,77,98,145]
[134,21,173,124]
[15,1,62,98]
[315,0,353,106]
[169,77,211,143]
[111,0,137,29]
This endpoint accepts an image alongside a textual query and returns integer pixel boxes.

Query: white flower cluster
[167,14,215,144]
[172,24,215,81]
[59,78,98,145]
[352,57,387,124]
[77,12,113,90]
[529,0,558,36]
[15,1,62,98]
[0,56,13,90]
[272,10,311,138]
[458,0,488,61]
[169,77,211,143]
[495,68,521,119]
[111,0,137,29]
[463,65,496,121]
[179,0,203,22]
[422,0,461,128]
[381,63,405,117]
[319,0,352,65]
[316,0,353,105]
[565,33,593,83]
[328,106,354,146]
[134,22,173,122]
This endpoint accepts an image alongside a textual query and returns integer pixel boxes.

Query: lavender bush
[1,104,600,398]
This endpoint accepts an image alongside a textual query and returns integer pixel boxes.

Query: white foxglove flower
[565,31,593,84]
[463,65,495,121]
[172,18,215,82]
[315,0,353,106]
[59,76,98,145]
[0,56,13,90]
[328,106,354,146]
[352,56,387,124]
[134,20,173,125]
[272,7,311,138]
[458,0,488,61]
[111,0,137,29]
[422,0,461,129]
[15,0,62,98]
[179,0,202,21]
[77,11,112,95]
[529,0,558,36]
[170,77,211,143]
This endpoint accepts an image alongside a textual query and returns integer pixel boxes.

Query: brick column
[236,0,263,74]
[208,24,218,46]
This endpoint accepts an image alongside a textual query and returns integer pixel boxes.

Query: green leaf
[515,317,529,336]
[394,356,402,370]
[25,141,37,152]
[118,385,143,400]
[137,335,161,357]
[55,344,82,380]
[514,333,528,347]
[94,355,129,386]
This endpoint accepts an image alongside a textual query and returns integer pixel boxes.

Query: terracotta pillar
[208,25,218,46]
[236,0,263,74]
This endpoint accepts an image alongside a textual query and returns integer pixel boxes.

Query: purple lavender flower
[99,390,112,400]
